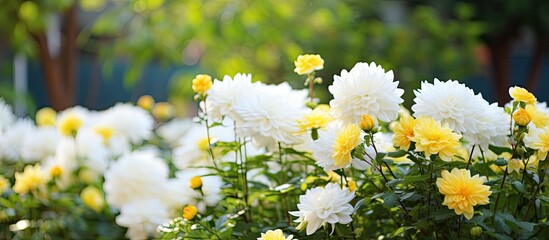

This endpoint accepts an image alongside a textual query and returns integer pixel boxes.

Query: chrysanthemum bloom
[36,107,57,126]
[297,104,332,133]
[13,164,49,194]
[436,168,491,220]
[411,117,461,161]
[152,102,174,120]
[509,86,536,104]
[513,108,531,126]
[205,73,256,122]
[526,104,549,128]
[183,205,198,220]
[294,54,324,75]
[332,124,362,168]
[290,182,355,235]
[58,113,83,137]
[192,74,213,95]
[137,95,155,110]
[81,186,105,213]
[392,116,416,150]
[359,114,375,131]
[329,62,404,125]
[524,126,549,160]
[258,229,293,240]
[0,176,10,193]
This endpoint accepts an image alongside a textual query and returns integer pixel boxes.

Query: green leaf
[489,145,512,155]
[353,198,366,212]
[485,177,502,185]
[511,181,528,194]
[387,150,407,158]
[493,216,511,235]
[494,158,508,166]
[382,192,398,207]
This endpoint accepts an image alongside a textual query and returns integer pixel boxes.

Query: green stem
[466,145,476,170]
[198,221,222,239]
[523,157,548,220]
[492,166,509,222]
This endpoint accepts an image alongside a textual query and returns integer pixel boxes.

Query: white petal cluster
[232,82,308,149]
[21,127,59,162]
[156,118,193,147]
[0,99,15,132]
[0,118,34,162]
[412,79,508,148]
[115,198,171,240]
[101,103,153,144]
[206,73,256,122]
[290,182,355,235]
[329,62,404,124]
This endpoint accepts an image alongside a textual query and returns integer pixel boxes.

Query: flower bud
[183,205,198,220]
[189,176,202,189]
[81,186,105,213]
[152,102,175,121]
[470,226,483,237]
[360,114,375,131]
[50,165,62,178]
[192,74,212,95]
[513,108,531,126]
[58,114,83,137]
[294,54,324,75]
[36,107,57,126]
[347,180,357,192]
[137,95,155,110]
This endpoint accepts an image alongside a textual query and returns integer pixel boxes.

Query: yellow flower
[0,176,10,193]
[294,54,324,75]
[347,180,357,192]
[189,176,202,189]
[507,158,524,174]
[79,169,100,184]
[152,102,175,120]
[137,95,155,110]
[436,168,492,220]
[297,105,332,132]
[80,186,105,213]
[359,114,375,131]
[192,74,213,95]
[258,229,294,240]
[13,164,49,194]
[58,114,83,137]
[93,125,114,143]
[524,126,549,160]
[183,205,198,220]
[36,107,57,126]
[392,116,416,150]
[50,165,63,178]
[196,137,211,151]
[332,124,362,168]
[509,86,536,104]
[513,108,531,126]
[411,117,461,161]
[525,105,549,128]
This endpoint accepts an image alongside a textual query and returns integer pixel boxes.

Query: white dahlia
[312,121,368,171]
[290,182,355,235]
[103,150,169,208]
[232,82,308,149]
[21,126,60,162]
[329,62,404,124]
[101,103,153,144]
[412,79,486,134]
[0,118,34,162]
[0,99,15,132]
[463,103,509,148]
[115,198,171,240]
[54,129,109,175]
[206,73,257,122]
[156,118,193,147]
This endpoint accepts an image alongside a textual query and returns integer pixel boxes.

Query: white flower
[168,169,223,213]
[206,73,257,122]
[115,198,171,240]
[290,182,355,235]
[463,103,509,149]
[0,98,15,132]
[156,118,193,147]
[312,121,368,171]
[232,82,308,149]
[21,127,59,162]
[104,150,169,208]
[412,79,485,134]
[329,62,404,124]
[101,103,153,144]
[0,118,34,162]
[54,129,109,174]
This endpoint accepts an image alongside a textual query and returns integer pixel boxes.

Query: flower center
[459,186,471,198]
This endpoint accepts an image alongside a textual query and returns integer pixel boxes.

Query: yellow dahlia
[411,117,461,161]
[524,126,549,160]
[392,116,416,150]
[258,229,293,240]
[13,164,49,194]
[526,104,549,128]
[509,86,536,104]
[332,124,362,168]
[294,54,324,75]
[436,168,492,220]
[192,74,213,95]
[297,104,332,133]
[35,107,57,126]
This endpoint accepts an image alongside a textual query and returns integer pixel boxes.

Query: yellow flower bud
[513,108,531,126]
[137,95,155,110]
[152,102,174,120]
[509,86,536,104]
[80,186,105,213]
[192,74,212,95]
[58,114,83,137]
[294,54,324,75]
[360,114,375,131]
[470,226,483,237]
[189,176,202,189]
[183,205,198,220]
[36,107,57,126]
[347,180,357,192]
[50,165,62,178]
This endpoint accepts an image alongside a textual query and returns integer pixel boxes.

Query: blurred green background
[0,0,547,115]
